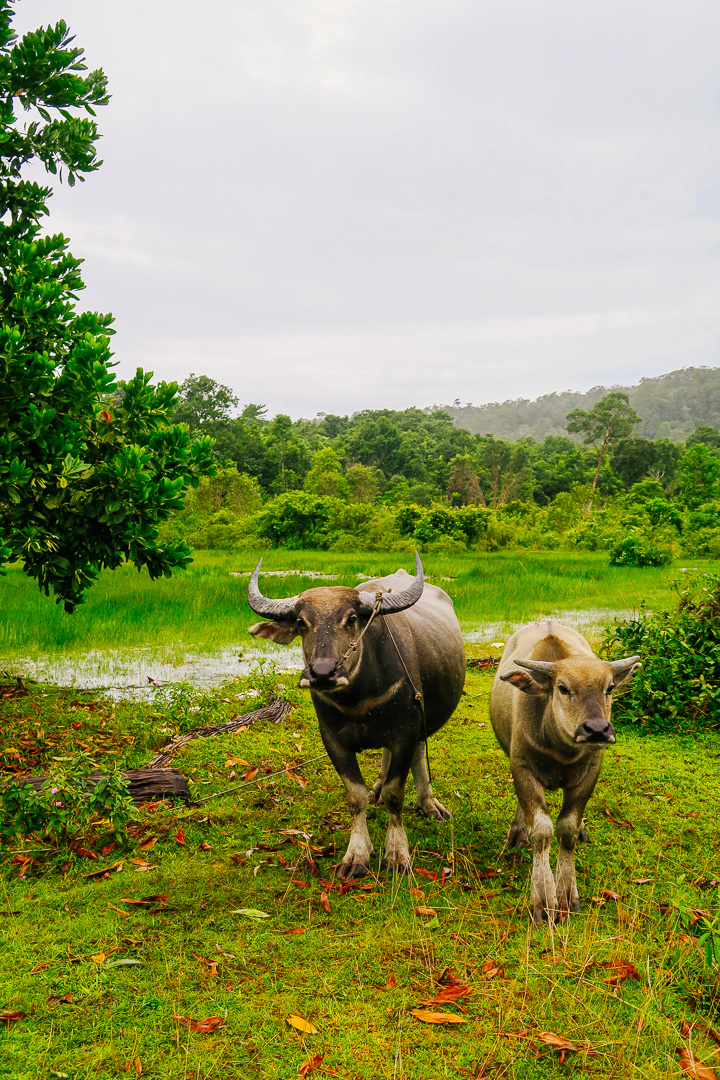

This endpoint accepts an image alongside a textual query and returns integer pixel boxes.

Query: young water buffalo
[490,622,641,923]
[247,554,465,879]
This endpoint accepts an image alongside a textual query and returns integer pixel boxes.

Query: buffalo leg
[411,742,451,821]
[555,763,600,912]
[512,765,557,923]
[368,748,391,805]
[320,727,373,880]
[379,745,415,874]
[505,800,528,848]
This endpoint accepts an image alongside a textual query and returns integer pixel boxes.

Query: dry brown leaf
[138,836,157,851]
[414,906,437,917]
[319,891,331,914]
[287,1013,318,1034]
[193,954,219,976]
[601,889,621,901]
[678,1048,719,1080]
[173,829,186,845]
[415,868,439,882]
[83,858,124,879]
[91,952,106,964]
[299,1054,323,1077]
[280,928,306,936]
[419,986,471,1012]
[411,1009,466,1025]
[174,1014,226,1033]
[537,1031,578,1052]
[0,1011,28,1025]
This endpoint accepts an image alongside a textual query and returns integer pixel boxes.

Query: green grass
[1,672,719,1078]
[1,550,717,660]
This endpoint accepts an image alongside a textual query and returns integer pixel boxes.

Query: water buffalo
[490,621,641,923]
[247,554,465,878]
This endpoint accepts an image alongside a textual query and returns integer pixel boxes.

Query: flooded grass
[2,549,717,695]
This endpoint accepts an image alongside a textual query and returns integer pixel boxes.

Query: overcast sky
[15,0,720,417]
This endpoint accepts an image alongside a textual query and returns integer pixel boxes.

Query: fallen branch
[145,697,293,769]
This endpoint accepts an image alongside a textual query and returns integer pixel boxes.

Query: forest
[160,372,720,566]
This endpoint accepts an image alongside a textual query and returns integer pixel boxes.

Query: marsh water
[6,607,628,700]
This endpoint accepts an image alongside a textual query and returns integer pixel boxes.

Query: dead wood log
[466,657,500,671]
[145,696,293,769]
[14,768,190,805]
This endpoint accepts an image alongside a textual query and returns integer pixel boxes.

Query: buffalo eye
[346,613,357,627]
[296,615,310,630]
[606,683,615,695]
[557,684,570,696]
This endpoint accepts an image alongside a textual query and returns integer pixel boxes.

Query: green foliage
[603,570,720,732]
[678,443,720,508]
[0,3,215,611]
[256,491,341,549]
[567,391,642,492]
[0,754,134,849]
[608,533,674,567]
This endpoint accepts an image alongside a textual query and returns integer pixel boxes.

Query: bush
[601,570,720,733]
[0,755,135,850]
[608,532,674,567]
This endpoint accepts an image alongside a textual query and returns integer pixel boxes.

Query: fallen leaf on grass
[119,895,168,906]
[601,889,621,901]
[0,1011,28,1025]
[193,954,219,976]
[91,952,106,964]
[678,1049,719,1079]
[105,959,143,968]
[287,1014,318,1034]
[291,879,309,888]
[299,1054,323,1076]
[284,767,308,788]
[138,836,157,851]
[101,843,116,856]
[173,830,186,845]
[480,959,503,979]
[174,1014,226,1033]
[83,859,124,880]
[231,908,270,919]
[633,878,652,885]
[603,807,632,829]
[47,993,72,1005]
[419,986,471,1011]
[537,1032,577,1053]
[280,928,306,936]
[414,868,439,882]
[71,844,97,860]
[596,960,639,984]
[414,907,437,917]
[319,891,331,914]
[411,1009,466,1025]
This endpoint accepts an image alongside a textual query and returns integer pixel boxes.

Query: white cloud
[14,0,720,415]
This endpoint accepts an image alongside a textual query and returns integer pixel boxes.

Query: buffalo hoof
[368,780,384,805]
[505,826,527,849]
[415,797,452,821]
[381,855,412,876]
[339,856,371,881]
[578,825,589,843]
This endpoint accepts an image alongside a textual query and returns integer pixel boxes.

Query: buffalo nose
[575,717,616,743]
[309,658,337,681]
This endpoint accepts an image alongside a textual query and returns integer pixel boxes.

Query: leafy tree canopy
[0,1,215,611]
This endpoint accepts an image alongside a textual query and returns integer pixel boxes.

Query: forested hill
[444,366,720,442]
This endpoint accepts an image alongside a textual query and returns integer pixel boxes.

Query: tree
[446,454,485,507]
[566,392,641,494]
[173,374,239,430]
[678,444,720,509]
[304,447,348,499]
[0,3,215,611]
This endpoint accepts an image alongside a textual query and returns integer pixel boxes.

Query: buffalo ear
[249,620,299,645]
[500,669,549,696]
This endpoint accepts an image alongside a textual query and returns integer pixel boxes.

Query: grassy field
[1,669,719,1079]
[1,550,717,661]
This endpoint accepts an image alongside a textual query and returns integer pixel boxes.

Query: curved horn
[514,659,556,681]
[357,551,425,615]
[246,558,300,619]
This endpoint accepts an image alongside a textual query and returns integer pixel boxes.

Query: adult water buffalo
[247,554,465,878]
[490,621,641,923]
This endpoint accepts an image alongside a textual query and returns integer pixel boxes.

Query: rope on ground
[192,752,330,805]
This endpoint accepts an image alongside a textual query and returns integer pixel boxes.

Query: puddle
[229,570,338,580]
[4,608,633,699]
[463,608,632,647]
[7,643,304,700]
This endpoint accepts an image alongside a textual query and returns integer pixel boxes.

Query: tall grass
[0,549,716,659]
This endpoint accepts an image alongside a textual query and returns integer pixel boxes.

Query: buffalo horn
[357,551,425,615]
[246,558,300,619]
[514,659,556,680]
[610,655,642,677]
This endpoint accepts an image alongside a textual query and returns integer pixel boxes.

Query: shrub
[601,570,720,733]
[608,532,673,567]
[0,755,134,850]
